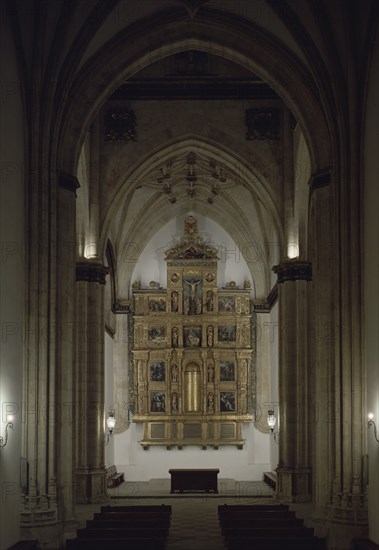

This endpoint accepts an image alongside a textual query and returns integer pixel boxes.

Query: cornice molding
[273,261,312,284]
[309,169,331,192]
[59,172,80,194]
[253,283,278,313]
[76,261,108,284]
[112,300,133,314]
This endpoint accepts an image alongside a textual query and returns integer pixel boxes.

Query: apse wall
[105,214,274,482]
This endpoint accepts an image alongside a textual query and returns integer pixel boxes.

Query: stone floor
[72,479,274,549]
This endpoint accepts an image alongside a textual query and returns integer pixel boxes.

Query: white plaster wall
[113,422,271,482]
[130,213,253,295]
[269,302,279,469]
[364,27,379,546]
[104,332,115,466]
[0,9,25,549]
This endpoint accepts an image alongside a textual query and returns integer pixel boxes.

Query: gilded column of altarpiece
[131,217,254,449]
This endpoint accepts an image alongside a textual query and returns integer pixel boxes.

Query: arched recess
[99,137,284,300]
[54,8,332,181]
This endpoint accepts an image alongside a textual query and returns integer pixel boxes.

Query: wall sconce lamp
[267,410,279,443]
[105,411,116,445]
[368,413,379,443]
[0,417,14,449]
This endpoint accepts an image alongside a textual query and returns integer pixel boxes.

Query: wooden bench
[101,504,171,515]
[218,504,289,513]
[7,542,38,550]
[106,465,124,488]
[263,471,277,490]
[77,528,168,539]
[219,505,325,550]
[66,504,172,550]
[87,519,171,529]
[220,517,304,529]
[226,537,325,550]
[66,538,164,549]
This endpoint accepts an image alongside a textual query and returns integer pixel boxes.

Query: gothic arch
[54,8,332,180]
[99,137,284,299]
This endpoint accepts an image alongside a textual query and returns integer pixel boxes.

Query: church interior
[0,1,378,549]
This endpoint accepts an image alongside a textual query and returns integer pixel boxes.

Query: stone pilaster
[273,260,312,502]
[75,261,108,503]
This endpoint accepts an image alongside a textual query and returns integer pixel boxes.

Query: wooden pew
[222,526,315,538]
[87,518,171,529]
[219,504,325,550]
[218,504,289,513]
[77,527,168,539]
[67,504,171,550]
[106,465,124,488]
[100,504,172,515]
[220,517,304,529]
[226,537,325,550]
[66,538,164,549]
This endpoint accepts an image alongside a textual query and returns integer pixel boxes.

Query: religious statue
[171,291,179,312]
[208,392,214,410]
[187,328,200,346]
[172,326,179,348]
[171,392,178,413]
[184,278,202,314]
[206,290,213,312]
[207,325,213,347]
[171,363,178,383]
[208,364,214,382]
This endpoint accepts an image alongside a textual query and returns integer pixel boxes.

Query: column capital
[272,260,312,284]
[309,169,331,192]
[58,172,80,194]
[76,261,108,284]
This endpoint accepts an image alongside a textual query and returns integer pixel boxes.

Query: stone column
[20,173,78,546]
[75,261,108,503]
[273,260,312,502]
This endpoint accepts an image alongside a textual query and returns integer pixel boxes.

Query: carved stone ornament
[76,262,108,284]
[165,215,218,260]
[245,108,280,140]
[225,281,238,289]
[273,260,312,284]
[104,108,137,142]
[149,281,161,289]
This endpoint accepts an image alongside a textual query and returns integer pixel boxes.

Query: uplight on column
[0,415,14,450]
[267,410,276,432]
[368,413,379,443]
[105,411,116,445]
[106,412,116,434]
[267,410,279,443]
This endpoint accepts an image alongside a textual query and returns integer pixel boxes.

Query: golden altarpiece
[131,216,255,449]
